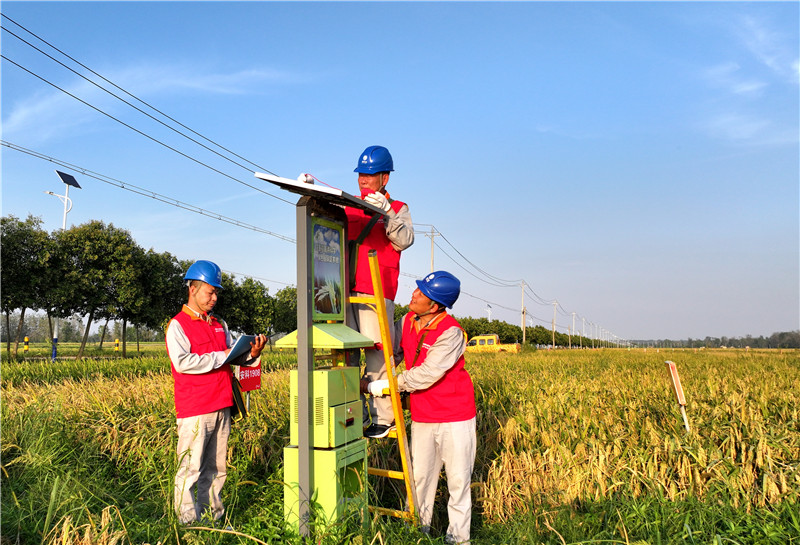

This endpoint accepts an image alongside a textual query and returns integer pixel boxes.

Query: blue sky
[2,1,798,341]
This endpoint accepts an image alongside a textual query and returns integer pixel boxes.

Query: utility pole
[521,281,526,346]
[581,317,585,349]
[571,312,575,349]
[551,301,557,348]
[424,226,439,272]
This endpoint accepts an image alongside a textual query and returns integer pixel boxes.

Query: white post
[666,360,690,432]
[45,172,79,362]
[521,282,526,346]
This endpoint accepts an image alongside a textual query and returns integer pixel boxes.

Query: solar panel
[254,171,384,215]
[55,170,81,189]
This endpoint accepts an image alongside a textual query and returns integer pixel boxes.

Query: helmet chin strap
[413,304,444,322]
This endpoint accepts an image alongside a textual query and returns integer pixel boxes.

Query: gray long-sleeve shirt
[384,203,414,252]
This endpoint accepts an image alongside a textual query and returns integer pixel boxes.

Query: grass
[1,347,798,544]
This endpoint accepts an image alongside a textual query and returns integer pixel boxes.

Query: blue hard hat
[416,271,461,309]
[354,145,394,174]
[184,260,223,288]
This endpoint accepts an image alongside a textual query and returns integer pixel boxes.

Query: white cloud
[699,112,797,146]
[1,62,303,145]
[736,15,799,84]
[703,113,769,141]
[731,81,767,96]
[695,14,798,146]
[702,62,767,98]
[116,64,299,96]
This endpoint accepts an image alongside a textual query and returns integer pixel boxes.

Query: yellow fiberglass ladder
[348,249,418,524]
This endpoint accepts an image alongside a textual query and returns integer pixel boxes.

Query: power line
[524,284,556,307]
[0,13,274,175]
[432,239,520,288]
[437,231,521,286]
[224,270,293,287]
[2,141,296,243]
[1,54,295,206]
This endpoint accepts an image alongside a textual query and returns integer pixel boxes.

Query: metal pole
[62,184,70,229]
[551,302,556,348]
[581,317,585,349]
[520,282,526,346]
[430,226,435,272]
[296,197,314,537]
[45,185,73,362]
[571,313,575,349]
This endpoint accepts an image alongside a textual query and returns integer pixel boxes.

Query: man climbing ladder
[345,145,414,439]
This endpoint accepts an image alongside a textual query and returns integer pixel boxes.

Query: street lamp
[44,170,81,361]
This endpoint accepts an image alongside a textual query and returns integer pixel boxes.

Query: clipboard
[223,335,256,365]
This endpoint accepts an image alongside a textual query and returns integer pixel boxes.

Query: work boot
[363,423,395,438]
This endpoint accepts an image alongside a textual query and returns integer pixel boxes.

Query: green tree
[206,269,237,325]
[394,303,409,322]
[56,220,141,359]
[139,250,185,331]
[456,317,492,342]
[273,286,297,334]
[1,215,53,358]
[107,241,146,356]
[221,276,274,336]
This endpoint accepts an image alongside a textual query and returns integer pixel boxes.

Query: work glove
[364,192,391,213]
[367,379,390,396]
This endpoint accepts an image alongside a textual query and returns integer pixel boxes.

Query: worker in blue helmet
[365,271,476,544]
[165,260,267,525]
[345,145,414,439]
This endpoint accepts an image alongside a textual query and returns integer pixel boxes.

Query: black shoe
[363,423,395,438]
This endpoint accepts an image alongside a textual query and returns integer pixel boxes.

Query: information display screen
[311,218,345,321]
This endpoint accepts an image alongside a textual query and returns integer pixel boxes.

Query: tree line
[5,214,795,359]
[638,332,800,349]
[1,215,297,359]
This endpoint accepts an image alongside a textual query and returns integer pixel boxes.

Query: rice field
[2,347,798,544]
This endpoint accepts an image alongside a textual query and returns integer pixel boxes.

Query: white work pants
[411,417,477,545]
[348,296,395,426]
[174,408,230,524]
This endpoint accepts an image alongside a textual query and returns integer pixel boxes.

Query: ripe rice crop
[469,349,799,523]
[1,348,798,544]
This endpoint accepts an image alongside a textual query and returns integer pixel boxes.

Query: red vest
[345,199,406,300]
[401,313,476,423]
[167,308,232,419]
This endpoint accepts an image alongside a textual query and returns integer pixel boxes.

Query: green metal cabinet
[284,439,367,529]
[289,367,362,448]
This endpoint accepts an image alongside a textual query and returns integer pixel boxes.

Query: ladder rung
[348,296,374,305]
[368,505,414,520]
[368,467,406,480]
